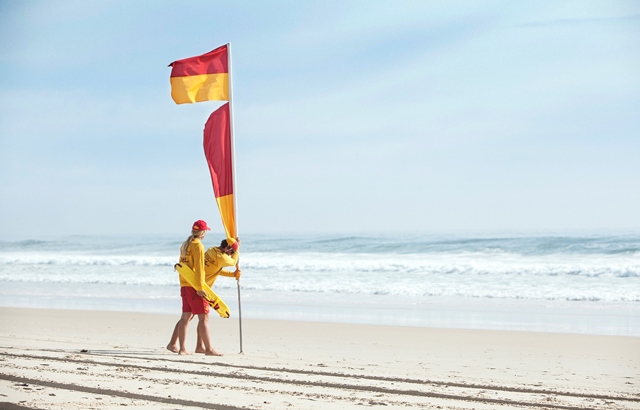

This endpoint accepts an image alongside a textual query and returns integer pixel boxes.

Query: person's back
[180,238,205,289]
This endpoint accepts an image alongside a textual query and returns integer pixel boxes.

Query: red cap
[192,220,211,231]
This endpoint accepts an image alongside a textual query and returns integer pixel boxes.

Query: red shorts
[180,286,209,315]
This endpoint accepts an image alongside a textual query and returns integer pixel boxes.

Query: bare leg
[166,321,180,353]
[197,313,222,356]
[177,312,193,355]
[195,332,206,354]
[167,314,194,353]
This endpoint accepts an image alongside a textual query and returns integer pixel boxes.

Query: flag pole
[226,42,244,354]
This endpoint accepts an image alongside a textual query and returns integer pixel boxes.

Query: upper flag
[169,44,229,104]
[203,103,237,250]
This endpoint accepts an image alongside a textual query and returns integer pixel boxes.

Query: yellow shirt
[204,247,239,287]
[178,239,205,291]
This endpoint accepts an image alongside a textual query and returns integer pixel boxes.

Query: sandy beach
[0,307,638,409]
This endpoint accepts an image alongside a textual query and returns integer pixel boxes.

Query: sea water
[1,232,638,336]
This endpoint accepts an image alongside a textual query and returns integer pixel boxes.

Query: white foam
[1,239,639,302]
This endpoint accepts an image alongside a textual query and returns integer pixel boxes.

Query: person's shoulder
[205,246,223,255]
[205,246,221,254]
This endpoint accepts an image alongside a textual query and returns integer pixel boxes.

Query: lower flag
[203,103,237,249]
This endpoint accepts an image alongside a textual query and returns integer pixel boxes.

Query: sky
[0,1,639,238]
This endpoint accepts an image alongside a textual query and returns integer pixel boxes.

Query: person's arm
[219,266,241,280]
[218,269,236,278]
[219,251,239,267]
[217,250,240,277]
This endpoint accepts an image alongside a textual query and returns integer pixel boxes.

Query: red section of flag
[170,44,228,77]
[203,103,233,198]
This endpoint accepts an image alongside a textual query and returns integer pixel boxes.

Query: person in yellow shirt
[193,238,241,353]
[167,220,214,355]
[167,234,240,355]
[204,238,241,287]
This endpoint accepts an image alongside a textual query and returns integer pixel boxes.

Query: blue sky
[1,1,639,237]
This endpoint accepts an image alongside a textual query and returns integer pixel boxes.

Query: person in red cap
[166,237,241,354]
[167,220,221,356]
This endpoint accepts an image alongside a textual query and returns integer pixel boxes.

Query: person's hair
[180,229,206,257]
[219,239,235,254]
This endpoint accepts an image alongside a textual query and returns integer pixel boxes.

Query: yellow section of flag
[215,194,236,244]
[170,73,229,104]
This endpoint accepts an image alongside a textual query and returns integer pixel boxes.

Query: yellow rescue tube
[174,263,231,318]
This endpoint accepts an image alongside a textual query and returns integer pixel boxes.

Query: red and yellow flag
[169,44,229,104]
[203,103,237,248]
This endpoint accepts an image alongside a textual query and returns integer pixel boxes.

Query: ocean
[1,232,639,336]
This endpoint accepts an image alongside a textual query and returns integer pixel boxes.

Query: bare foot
[166,344,179,353]
[205,349,223,356]
[195,346,206,354]
[178,349,191,355]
